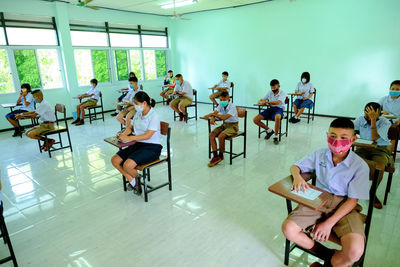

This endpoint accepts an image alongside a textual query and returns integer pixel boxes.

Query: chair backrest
[160,121,171,159]
[284,96,289,104]
[140,84,143,90]
[236,107,246,118]
[160,121,169,136]
[54,103,67,127]
[55,104,65,113]
[387,125,400,155]
[231,82,234,89]
[192,89,197,95]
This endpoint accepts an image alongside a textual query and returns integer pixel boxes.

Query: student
[160,70,176,105]
[111,91,161,195]
[290,72,315,123]
[72,79,100,126]
[253,79,286,145]
[169,74,194,122]
[282,118,369,267]
[5,83,35,137]
[16,90,56,151]
[116,77,141,128]
[353,102,392,209]
[379,80,400,126]
[203,91,238,167]
[209,71,232,106]
[111,72,137,117]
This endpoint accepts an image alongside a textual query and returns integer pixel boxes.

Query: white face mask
[135,104,144,113]
[301,78,307,83]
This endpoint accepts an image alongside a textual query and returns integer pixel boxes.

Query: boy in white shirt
[203,91,238,167]
[111,72,137,116]
[16,90,57,151]
[253,79,287,145]
[209,71,232,106]
[72,79,100,126]
[169,74,194,122]
[379,80,400,126]
[116,77,141,127]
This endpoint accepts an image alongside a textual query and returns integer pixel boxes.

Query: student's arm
[313,198,358,242]
[303,92,314,100]
[215,86,229,91]
[15,111,38,119]
[266,100,282,105]
[203,110,219,119]
[16,95,22,105]
[215,113,232,121]
[366,106,381,141]
[120,130,155,142]
[21,94,31,107]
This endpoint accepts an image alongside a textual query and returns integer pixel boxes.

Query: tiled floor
[0,103,398,267]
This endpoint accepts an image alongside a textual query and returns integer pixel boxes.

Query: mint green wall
[170,0,400,117]
[0,0,171,130]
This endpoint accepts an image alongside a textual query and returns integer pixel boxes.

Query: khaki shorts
[162,88,174,94]
[287,195,366,240]
[119,106,137,117]
[35,122,55,135]
[355,146,393,167]
[82,99,98,107]
[170,96,193,109]
[212,122,239,137]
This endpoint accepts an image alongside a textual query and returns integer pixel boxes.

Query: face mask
[129,84,134,90]
[176,80,181,86]
[327,135,352,154]
[219,101,229,108]
[302,78,307,83]
[389,90,400,97]
[135,104,144,113]
[272,89,278,93]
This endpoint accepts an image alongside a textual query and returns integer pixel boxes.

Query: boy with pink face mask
[282,118,369,267]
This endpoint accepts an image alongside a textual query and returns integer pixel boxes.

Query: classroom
[0,0,399,266]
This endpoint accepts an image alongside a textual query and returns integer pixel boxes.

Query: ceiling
[54,0,274,16]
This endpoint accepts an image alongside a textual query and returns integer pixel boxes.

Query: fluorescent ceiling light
[161,0,198,9]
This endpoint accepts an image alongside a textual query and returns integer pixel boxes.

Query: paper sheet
[356,139,374,145]
[291,188,322,200]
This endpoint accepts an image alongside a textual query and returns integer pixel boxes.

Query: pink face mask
[327,135,353,154]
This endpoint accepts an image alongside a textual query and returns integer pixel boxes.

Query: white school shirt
[295,148,370,199]
[86,86,100,101]
[354,116,391,146]
[123,86,141,103]
[295,82,315,99]
[216,102,238,123]
[216,80,232,93]
[174,80,193,100]
[133,108,161,145]
[18,93,35,112]
[263,90,287,109]
[379,95,400,122]
[36,100,56,122]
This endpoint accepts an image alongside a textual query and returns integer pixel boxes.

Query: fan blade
[86,5,99,10]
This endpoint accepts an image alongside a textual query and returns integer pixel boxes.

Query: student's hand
[381,110,389,115]
[164,75,168,80]
[122,99,129,103]
[210,117,216,125]
[313,221,334,242]
[118,133,130,142]
[394,120,400,127]
[302,97,308,100]
[291,176,310,193]
[365,106,379,121]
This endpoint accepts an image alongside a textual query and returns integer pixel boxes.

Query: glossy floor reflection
[0,103,398,266]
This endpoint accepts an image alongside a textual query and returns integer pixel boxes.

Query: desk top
[268,175,331,210]
[353,138,377,148]
[383,114,397,119]
[104,136,136,149]
[288,92,304,96]
[1,103,17,108]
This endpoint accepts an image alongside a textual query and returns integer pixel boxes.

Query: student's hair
[129,72,136,77]
[21,83,31,92]
[32,89,43,98]
[129,77,138,83]
[90,79,98,85]
[134,91,156,107]
[168,70,173,73]
[364,102,381,112]
[390,80,400,87]
[270,79,280,86]
[220,91,229,98]
[330,118,354,131]
[175,74,182,78]
[222,71,229,76]
[301,72,310,83]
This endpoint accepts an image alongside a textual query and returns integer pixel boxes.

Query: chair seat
[88,105,102,109]
[136,157,168,171]
[226,131,245,141]
[41,125,67,135]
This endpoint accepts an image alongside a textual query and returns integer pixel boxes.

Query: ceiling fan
[75,0,99,10]
[170,0,192,20]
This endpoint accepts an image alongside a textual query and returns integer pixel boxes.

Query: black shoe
[293,118,301,123]
[265,131,275,140]
[71,119,80,124]
[111,112,118,117]
[273,137,279,145]
[289,117,295,123]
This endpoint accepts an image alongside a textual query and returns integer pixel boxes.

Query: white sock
[130,179,136,187]
[267,128,273,133]
[274,133,279,137]
[295,116,300,119]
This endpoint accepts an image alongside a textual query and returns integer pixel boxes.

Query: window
[0,49,14,94]
[14,50,41,89]
[6,28,58,46]
[70,31,108,47]
[0,31,6,45]
[155,50,167,78]
[74,49,110,86]
[143,50,167,80]
[142,35,167,48]
[115,50,129,81]
[129,50,142,80]
[36,49,63,89]
[110,33,140,47]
